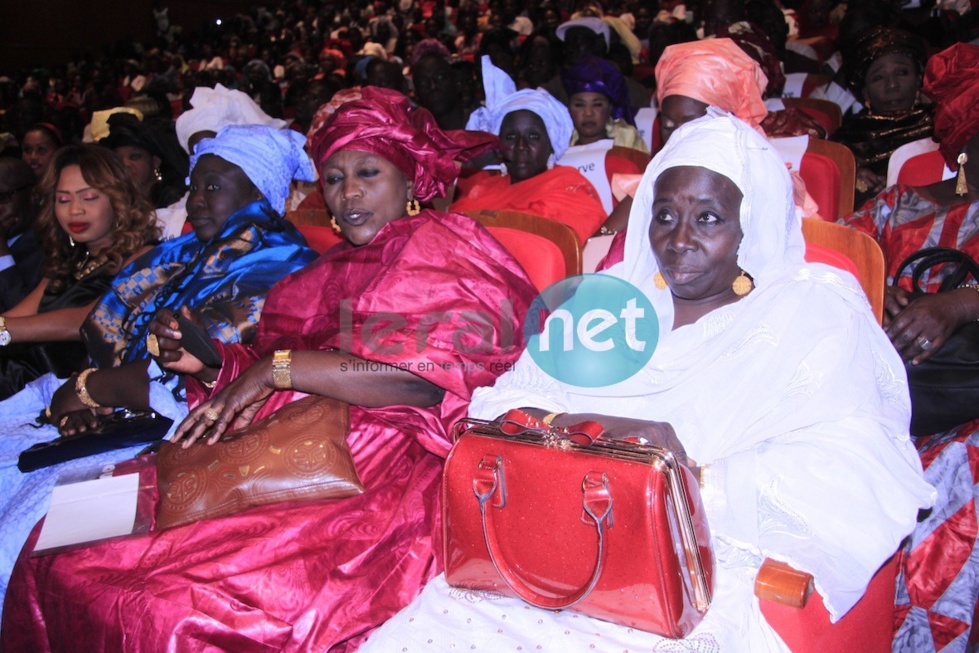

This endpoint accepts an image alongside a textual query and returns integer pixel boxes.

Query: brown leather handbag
[443,409,714,638]
[156,396,364,529]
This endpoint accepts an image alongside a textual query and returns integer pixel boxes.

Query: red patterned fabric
[451,166,607,243]
[894,422,979,652]
[0,210,537,652]
[839,185,979,291]
[841,183,979,650]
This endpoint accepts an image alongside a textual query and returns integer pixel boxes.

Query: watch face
[0,330,10,346]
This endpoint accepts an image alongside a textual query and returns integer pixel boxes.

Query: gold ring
[204,408,220,422]
[146,333,161,357]
[59,415,69,428]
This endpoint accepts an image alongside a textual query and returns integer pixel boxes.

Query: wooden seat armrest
[754,558,815,608]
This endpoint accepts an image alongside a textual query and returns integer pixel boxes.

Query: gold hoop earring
[732,271,753,296]
[653,271,667,290]
[406,198,421,216]
[956,152,969,197]
[330,216,340,232]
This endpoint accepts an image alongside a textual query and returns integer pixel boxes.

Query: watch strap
[272,350,292,389]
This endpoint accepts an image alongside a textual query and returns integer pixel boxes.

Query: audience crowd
[2,0,979,651]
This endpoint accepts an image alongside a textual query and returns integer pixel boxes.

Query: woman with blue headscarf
[452,56,606,243]
[562,53,648,153]
[0,124,318,610]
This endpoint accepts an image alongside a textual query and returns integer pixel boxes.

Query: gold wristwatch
[0,317,10,347]
[272,350,292,389]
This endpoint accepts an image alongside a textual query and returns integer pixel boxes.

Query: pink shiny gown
[1,210,536,653]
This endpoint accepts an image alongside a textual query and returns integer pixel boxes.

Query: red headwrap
[655,38,769,132]
[922,42,979,169]
[310,87,499,202]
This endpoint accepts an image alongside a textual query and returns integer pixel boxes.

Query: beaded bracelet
[960,284,979,321]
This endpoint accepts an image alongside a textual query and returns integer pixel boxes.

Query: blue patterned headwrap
[466,56,574,159]
[561,54,635,125]
[189,124,316,215]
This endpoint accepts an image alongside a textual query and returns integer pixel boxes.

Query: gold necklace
[73,253,106,280]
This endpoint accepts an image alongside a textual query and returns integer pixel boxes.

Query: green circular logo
[523,274,658,387]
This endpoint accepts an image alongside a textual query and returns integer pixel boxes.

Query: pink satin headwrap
[922,42,979,169]
[655,38,769,131]
[309,87,499,202]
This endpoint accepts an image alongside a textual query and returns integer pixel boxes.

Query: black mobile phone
[176,315,222,368]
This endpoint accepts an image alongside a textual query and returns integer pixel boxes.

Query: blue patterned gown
[0,199,317,613]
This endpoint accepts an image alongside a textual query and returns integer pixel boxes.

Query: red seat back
[801,73,832,97]
[763,555,898,653]
[804,242,859,278]
[897,150,948,187]
[793,105,834,135]
[485,226,565,292]
[799,151,842,221]
[296,224,343,254]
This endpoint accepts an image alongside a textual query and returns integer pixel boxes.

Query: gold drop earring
[732,271,753,296]
[956,152,969,196]
[653,271,667,290]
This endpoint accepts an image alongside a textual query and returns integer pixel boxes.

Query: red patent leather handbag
[443,409,714,638]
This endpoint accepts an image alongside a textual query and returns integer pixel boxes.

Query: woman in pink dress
[1,88,537,653]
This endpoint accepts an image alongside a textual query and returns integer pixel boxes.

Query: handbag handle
[472,455,613,609]
[894,247,979,293]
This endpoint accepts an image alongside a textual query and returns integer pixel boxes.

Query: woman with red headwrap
[1,87,537,652]
[654,38,824,144]
[597,38,822,242]
[839,42,979,653]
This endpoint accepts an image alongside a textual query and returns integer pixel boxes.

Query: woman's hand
[855,167,885,196]
[171,356,275,447]
[49,377,112,435]
[148,307,208,377]
[57,409,101,436]
[885,291,970,364]
[883,285,912,327]
[50,375,88,422]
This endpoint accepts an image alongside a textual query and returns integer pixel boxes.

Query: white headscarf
[466,56,574,160]
[619,108,806,331]
[175,83,288,153]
